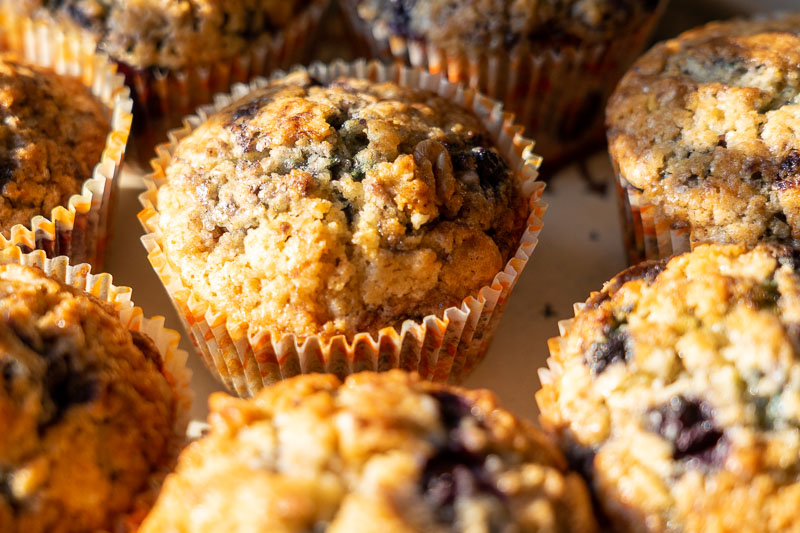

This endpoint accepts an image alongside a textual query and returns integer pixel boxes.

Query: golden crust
[140,371,597,533]
[608,15,800,247]
[0,55,109,232]
[538,244,800,532]
[156,73,528,340]
[0,264,175,533]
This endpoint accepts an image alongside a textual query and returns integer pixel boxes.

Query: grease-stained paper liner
[0,10,132,270]
[138,59,545,397]
[0,246,192,532]
[614,161,692,265]
[339,0,669,168]
[115,0,328,167]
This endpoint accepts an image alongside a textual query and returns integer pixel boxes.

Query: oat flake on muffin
[155,72,529,340]
[608,14,800,249]
[140,370,597,533]
[0,263,176,533]
[538,243,800,532]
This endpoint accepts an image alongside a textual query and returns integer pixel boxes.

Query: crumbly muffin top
[17,0,310,70]
[156,73,528,340]
[607,15,800,248]
[140,371,597,533]
[537,244,800,532]
[0,264,176,533]
[0,55,109,232]
[354,0,661,51]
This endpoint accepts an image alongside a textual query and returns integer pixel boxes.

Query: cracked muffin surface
[140,371,597,533]
[0,263,176,533]
[0,54,109,232]
[352,0,662,51]
[537,244,800,532]
[155,72,528,340]
[13,0,310,70]
[608,15,800,248]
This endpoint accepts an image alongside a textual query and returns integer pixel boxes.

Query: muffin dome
[155,72,528,340]
[608,15,800,248]
[0,54,109,231]
[538,244,800,532]
[140,371,597,533]
[0,263,176,533]
[354,0,662,51]
[16,0,311,70]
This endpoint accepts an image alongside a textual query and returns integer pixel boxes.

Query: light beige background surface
[105,0,796,423]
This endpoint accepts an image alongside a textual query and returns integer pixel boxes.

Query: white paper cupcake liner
[0,9,132,270]
[614,160,693,265]
[339,0,669,168]
[138,59,545,397]
[0,245,192,532]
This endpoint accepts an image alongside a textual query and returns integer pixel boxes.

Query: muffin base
[339,0,670,170]
[0,246,192,532]
[614,159,693,265]
[138,59,545,397]
[0,10,132,270]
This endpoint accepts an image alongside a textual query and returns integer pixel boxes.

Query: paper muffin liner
[613,159,692,265]
[114,0,329,167]
[339,0,669,168]
[0,246,192,532]
[138,59,545,397]
[0,9,132,270]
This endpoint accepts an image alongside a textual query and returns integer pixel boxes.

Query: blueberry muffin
[0,263,177,533]
[140,371,597,533]
[342,0,668,167]
[0,54,109,232]
[154,72,529,341]
[537,243,800,532]
[353,0,662,51]
[13,0,311,70]
[608,15,800,254]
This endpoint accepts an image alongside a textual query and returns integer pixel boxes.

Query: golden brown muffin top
[156,73,528,340]
[17,0,310,70]
[608,15,800,248]
[0,55,109,232]
[538,244,800,532]
[353,0,662,51]
[140,371,597,533]
[0,263,176,533]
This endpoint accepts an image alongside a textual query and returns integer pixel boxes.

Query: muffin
[139,62,543,395]
[0,260,182,533]
[0,55,108,231]
[609,14,800,263]
[15,0,312,71]
[341,0,669,168]
[1,0,327,164]
[0,15,131,268]
[537,243,800,532]
[140,371,597,533]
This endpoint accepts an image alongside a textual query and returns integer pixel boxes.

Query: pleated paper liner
[536,300,584,419]
[108,0,328,168]
[0,10,132,270]
[338,0,669,170]
[138,59,546,397]
[614,159,693,265]
[0,246,192,532]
